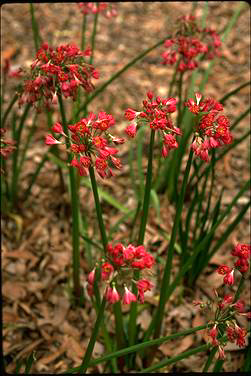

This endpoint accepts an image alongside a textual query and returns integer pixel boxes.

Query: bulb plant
[1,2,250,374]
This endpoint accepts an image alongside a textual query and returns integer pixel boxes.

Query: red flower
[217,265,231,275]
[45,134,61,145]
[223,270,234,286]
[122,286,137,305]
[52,122,64,134]
[234,299,245,313]
[105,285,120,304]
[101,262,114,281]
[125,108,138,121]
[125,124,137,138]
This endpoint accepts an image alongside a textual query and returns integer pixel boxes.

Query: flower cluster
[77,2,117,18]
[0,128,16,160]
[18,42,99,110]
[124,91,182,158]
[217,243,250,285]
[185,92,232,162]
[45,111,125,178]
[87,243,154,305]
[194,243,250,360]
[161,15,221,72]
[194,244,251,359]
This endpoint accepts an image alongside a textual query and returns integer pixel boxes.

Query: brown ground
[1,2,250,373]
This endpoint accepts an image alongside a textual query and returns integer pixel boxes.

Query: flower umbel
[45,111,125,178]
[18,42,99,110]
[185,92,232,162]
[124,92,182,157]
[194,243,250,359]
[86,243,155,305]
[161,15,221,72]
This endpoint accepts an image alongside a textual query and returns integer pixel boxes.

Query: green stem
[88,166,108,251]
[73,13,88,121]
[88,165,126,359]
[30,3,42,51]
[93,281,118,373]
[154,148,194,339]
[79,296,106,373]
[81,13,87,51]
[203,347,217,372]
[140,344,210,373]
[1,94,18,128]
[73,35,171,120]
[65,324,207,373]
[219,81,251,105]
[234,274,245,302]
[168,59,180,97]
[129,201,141,243]
[128,130,155,347]
[58,94,81,299]
[11,104,31,207]
[177,72,184,126]
[113,302,126,371]
[138,130,155,245]
[90,10,99,66]
[23,153,48,201]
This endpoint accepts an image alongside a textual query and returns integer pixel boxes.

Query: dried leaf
[3,281,26,300]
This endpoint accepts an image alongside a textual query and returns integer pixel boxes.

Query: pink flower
[125,108,138,121]
[123,245,136,260]
[235,326,247,348]
[52,122,64,134]
[161,145,169,158]
[209,324,218,339]
[122,286,137,305]
[234,299,245,313]
[101,262,114,281]
[163,134,178,149]
[195,92,202,105]
[223,269,234,286]
[105,285,120,304]
[135,245,147,258]
[125,124,137,138]
[218,346,225,359]
[79,156,91,168]
[87,268,96,284]
[217,265,231,275]
[45,134,61,145]
[87,283,94,297]
[137,279,153,303]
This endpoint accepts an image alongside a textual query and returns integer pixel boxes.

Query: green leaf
[129,141,140,200]
[24,352,36,374]
[137,126,146,199]
[150,188,160,221]
[219,81,251,105]
[64,325,207,373]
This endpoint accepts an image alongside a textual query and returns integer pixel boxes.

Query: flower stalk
[88,165,108,251]
[58,94,82,300]
[79,296,106,373]
[128,130,155,347]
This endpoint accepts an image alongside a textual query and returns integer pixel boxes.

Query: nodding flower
[105,285,120,304]
[122,286,137,305]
